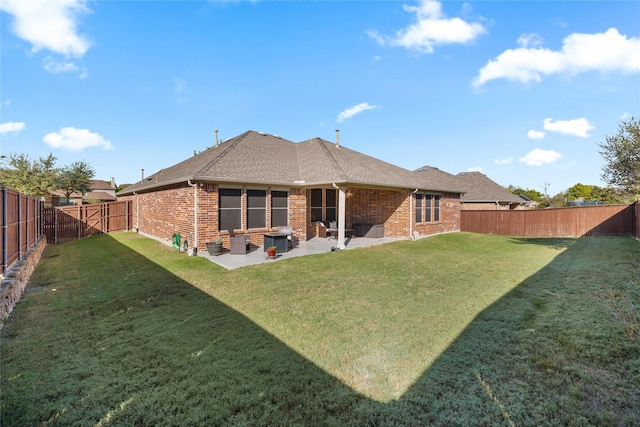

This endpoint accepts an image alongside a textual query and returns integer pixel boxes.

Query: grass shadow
[1,234,373,425]
[387,237,640,425]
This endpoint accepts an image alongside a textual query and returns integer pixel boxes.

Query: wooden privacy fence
[44,201,132,244]
[461,204,635,238]
[1,188,45,276]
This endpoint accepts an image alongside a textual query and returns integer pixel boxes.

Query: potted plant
[206,237,224,256]
[267,245,277,259]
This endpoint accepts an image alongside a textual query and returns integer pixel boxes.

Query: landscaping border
[0,237,47,330]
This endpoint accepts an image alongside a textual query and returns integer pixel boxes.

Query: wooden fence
[1,187,45,277]
[461,204,635,238]
[44,201,132,244]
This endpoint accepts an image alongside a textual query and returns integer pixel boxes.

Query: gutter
[410,189,418,239]
[187,180,199,256]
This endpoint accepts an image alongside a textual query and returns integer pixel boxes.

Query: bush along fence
[43,201,132,244]
[461,204,636,238]
[1,187,46,329]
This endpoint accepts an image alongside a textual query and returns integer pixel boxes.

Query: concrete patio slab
[198,236,401,270]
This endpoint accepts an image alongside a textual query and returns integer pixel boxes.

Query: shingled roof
[455,171,525,204]
[119,131,464,195]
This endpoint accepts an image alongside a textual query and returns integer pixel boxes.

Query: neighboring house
[117,130,465,253]
[456,172,527,210]
[49,179,117,206]
[415,166,526,210]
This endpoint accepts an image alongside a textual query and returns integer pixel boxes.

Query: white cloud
[494,157,513,165]
[367,0,486,54]
[337,103,378,123]
[467,166,483,172]
[43,127,113,151]
[527,130,546,140]
[474,28,640,87]
[1,100,11,108]
[517,33,543,48]
[0,0,91,57]
[518,149,562,166]
[543,117,594,138]
[0,121,26,135]
[620,112,631,120]
[43,58,78,73]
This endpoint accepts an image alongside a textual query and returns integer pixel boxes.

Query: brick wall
[121,184,461,251]
[414,193,461,237]
[347,188,410,238]
[121,184,308,252]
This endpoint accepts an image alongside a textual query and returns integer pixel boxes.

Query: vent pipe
[141,169,144,181]
[215,129,219,146]
[335,129,340,148]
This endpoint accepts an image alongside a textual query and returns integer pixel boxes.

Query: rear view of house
[118,131,464,254]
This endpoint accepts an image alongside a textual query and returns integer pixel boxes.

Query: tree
[565,183,592,201]
[57,161,96,204]
[599,116,640,196]
[591,186,625,204]
[509,186,545,205]
[0,153,60,196]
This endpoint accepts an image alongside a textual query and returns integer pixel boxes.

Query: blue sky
[1,1,638,195]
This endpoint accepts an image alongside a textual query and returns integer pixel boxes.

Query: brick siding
[121,184,460,251]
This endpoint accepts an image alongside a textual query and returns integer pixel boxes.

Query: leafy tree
[565,183,592,201]
[57,161,96,204]
[0,153,60,196]
[591,186,625,204]
[548,192,566,208]
[509,186,545,204]
[599,116,640,196]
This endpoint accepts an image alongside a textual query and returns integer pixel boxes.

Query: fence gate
[43,201,131,244]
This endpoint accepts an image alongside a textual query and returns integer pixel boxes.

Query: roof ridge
[316,138,348,181]
[196,131,250,177]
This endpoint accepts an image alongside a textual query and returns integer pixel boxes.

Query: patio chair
[228,229,250,254]
[278,225,294,249]
[327,221,338,239]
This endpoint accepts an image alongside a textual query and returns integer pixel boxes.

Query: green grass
[2,232,639,426]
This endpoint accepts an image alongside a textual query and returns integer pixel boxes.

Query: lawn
[2,232,639,426]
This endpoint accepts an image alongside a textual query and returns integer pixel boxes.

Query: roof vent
[335,129,340,148]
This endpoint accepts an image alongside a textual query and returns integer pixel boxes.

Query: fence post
[54,208,58,244]
[1,187,6,277]
[17,193,22,261]
[125,200,129,231]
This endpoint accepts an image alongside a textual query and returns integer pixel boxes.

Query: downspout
[187,180,198,256]
[332,183,346,250]
[132,192,139,232]
[410,189,418,239]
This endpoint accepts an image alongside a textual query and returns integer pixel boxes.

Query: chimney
[215,129,219,146]
[335,129,340,148]
[141,169,145,181]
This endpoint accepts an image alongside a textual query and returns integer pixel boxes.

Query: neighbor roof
[119,131,464,195]
[455,172,525,204]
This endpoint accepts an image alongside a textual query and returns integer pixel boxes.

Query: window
[219,188,241,231]
[425,194,432,222]
[311,189,323,222]
[247,189,266,229]
[325,189,337,223]
[310,188,337,223]
[416,194,423,223]
[416,193,440,223]
[271,191,288,227]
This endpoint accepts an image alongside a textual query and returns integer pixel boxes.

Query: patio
[199,236,401,270]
